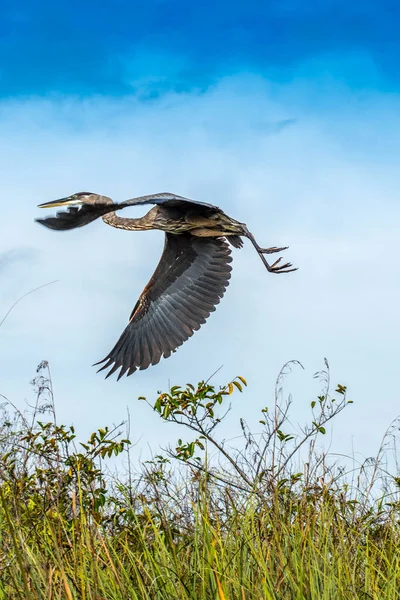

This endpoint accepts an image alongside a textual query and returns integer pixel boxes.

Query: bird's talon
[270,257,282,268]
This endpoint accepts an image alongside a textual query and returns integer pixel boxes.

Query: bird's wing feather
[95,233,232,379]
[35,204,115,231]
[119,192,222,212]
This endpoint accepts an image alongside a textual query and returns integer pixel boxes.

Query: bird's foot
[265,256,298,274]
[258,245,289,254]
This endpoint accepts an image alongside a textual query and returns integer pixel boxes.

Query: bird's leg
[245,231,297,274]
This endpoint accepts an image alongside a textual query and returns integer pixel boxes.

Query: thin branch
[0,281,58,329]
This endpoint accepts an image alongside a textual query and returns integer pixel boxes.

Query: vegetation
[0,359,400,599]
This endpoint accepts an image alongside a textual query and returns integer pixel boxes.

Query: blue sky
[2,0,399,96]
[1,1,400,466]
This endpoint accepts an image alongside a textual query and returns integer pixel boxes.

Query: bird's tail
[227,235,243,249]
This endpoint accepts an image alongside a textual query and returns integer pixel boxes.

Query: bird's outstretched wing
[120,192,222,212]
[35,204,116,231]
[36,192,221,231]
[95,233,232,379]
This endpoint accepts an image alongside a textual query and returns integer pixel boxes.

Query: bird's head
[36,192,114,230]
[37,192,112,209]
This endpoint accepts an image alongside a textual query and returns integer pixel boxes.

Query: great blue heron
[36,191,296,379]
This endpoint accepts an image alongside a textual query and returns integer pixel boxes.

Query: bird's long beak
[37,196,82,209]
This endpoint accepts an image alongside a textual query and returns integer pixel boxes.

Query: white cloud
[0,73,399,463]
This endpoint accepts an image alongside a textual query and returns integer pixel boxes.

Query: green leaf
[335,384,347,394]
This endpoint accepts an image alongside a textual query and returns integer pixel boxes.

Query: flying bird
[36,191,296,379]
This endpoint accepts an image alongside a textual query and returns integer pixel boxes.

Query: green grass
[0,361,399,599]
[1,481,400,599]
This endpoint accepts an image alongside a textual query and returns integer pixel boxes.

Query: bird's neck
[102,209,156,231]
